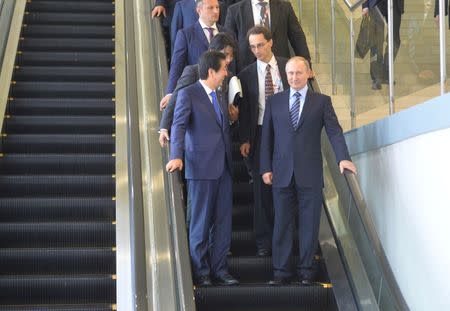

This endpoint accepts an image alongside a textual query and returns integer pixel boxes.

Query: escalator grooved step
[16,52,114,67]
[11,82,114,98]
[19,38,114,52]
[27,1,114,14]
[0,304,114,311]
[22,25,114,38]
[13,66,115,82]
[24,13,114,26]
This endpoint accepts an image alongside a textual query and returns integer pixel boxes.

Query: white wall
[353,127,450,311]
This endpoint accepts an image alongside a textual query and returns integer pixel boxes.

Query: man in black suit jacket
[238,26,288,256]
[224,0,311,72]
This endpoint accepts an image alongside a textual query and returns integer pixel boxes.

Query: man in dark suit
[224,0,311,72]
[362,0,404,89]
[238,25,288,257]
[166,0,226,95]
[159,32,238,146]
[166,51,239,286]
[260,56,356,285]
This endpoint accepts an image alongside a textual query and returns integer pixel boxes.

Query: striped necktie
[290,92,301,128]
[205,27,215,42]
[264,64,274,99]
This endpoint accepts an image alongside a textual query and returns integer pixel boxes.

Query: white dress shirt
[257,55,283,125]
[199,20,218,43]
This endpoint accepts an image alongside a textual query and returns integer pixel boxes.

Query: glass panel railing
[321,132,409,311]
[294,0,448,130]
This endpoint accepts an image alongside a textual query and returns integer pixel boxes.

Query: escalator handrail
[309,78,410,311]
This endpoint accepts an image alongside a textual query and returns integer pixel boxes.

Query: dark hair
[246,25,272,41]
[209,32,237,54]
[198,50,226,80]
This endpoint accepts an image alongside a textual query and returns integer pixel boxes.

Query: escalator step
[22,25,114,39]
[27,1,114,14]
[0,304,114,311]
[4,116,115,134]
[1,134,115,153]
[0,275,115,304]
[0,223,115,248]
[195,285,333,311]
[16,52,114,67]
[13,66,114,82]
[11,82,114,98]
[0,154,114,174]
[8,98,115,116]
[0,175,115,197]
[0,248,115,275]
[233,182,253,204]
[19,38,114,52]
[232,160,250,182]
[24,13,114,26]
[0,198,115,222]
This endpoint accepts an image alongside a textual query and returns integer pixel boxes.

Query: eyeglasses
[249,41,268,50]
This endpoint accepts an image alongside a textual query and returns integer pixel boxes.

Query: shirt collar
[199,80,215,96]
[257,54,276,72]
[199,19,217,31]
[290,84,308,99]
[252,0,269,5]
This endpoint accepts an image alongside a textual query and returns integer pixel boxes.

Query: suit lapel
[195,81,223,128]
[296,89,313,129]
[269,0,280,34]
[243,0,256,29]
[194,22,209,50]
[276,57,289,89]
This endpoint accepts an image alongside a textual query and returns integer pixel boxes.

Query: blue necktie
[290,92,301,128]
[210,91,223,125]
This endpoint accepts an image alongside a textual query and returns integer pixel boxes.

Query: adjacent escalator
[0,1,116,309]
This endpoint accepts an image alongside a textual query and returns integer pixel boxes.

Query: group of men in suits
[157,0,357,287]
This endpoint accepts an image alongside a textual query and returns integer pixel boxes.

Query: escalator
[193,130,338,311]
[0,1,116,309]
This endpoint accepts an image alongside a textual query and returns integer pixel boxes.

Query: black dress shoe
[371,80,381,90]
[268,277,290,285]
[256,248,271,257]
[195,275,212,286]
[213,273,239,286]
[300,278,313,286]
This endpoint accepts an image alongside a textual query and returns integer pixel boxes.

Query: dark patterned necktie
[265,64,274,99]
[258,1,269,28]
[205,27,215,42]
[290,92,301,128]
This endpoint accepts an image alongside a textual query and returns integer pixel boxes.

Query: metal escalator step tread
[19,38,114,52]
[22,25,114,39]
[4,116,115,134]
[0,222,115,248]
[27,1,114,14]
[1,134,115,153]
[0,154,114,174]
[16,52,114,67]
[0,248,115,275]
[24,13,114,26]
[195,285,333,310]
[0,175,115,197]
[10,82,114,98]
[9,98,115,116]
[13,66,114,82]
[0,275,115,304]
[0,197,115,222]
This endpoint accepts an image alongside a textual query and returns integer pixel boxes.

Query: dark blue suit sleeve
[166,30,188,94]
[259,96,274,175]
[170,3,183,51]
[154,0,168,7]
[170,88,192,160]
[322,96,351,163]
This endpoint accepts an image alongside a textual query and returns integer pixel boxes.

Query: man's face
[220,46,234,65]
[248,33,273,62]
[209,59,228,89]
[197,0,220,25]
[286,59,310,90]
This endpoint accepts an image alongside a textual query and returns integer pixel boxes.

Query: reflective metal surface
[0,0,25,133]
[115,8,138,311]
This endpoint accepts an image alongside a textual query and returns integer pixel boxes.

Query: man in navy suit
[166,51,239,286]
[238,25,289,257]
[260,56,356,285]
[165,0,226,96]
[224,0,311,72]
